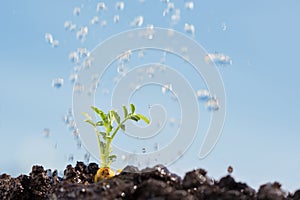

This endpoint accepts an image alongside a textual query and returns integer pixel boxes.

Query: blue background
[0,0,300,191]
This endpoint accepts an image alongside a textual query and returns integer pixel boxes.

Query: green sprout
[82,103,150,179]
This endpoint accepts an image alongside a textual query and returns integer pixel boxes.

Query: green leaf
[120,124,125,131]
[130,115,140,121]
[130,104,135,114]
[97,131,106,140]
[82,112,92,120]
[84,119,96,127]
[122,106,128,118]
[135,114,150,124]
[91,106,107,122]
[96,121,104,126]
[111,110,120,124]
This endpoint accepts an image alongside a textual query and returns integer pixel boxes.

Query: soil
[1,162,300,200]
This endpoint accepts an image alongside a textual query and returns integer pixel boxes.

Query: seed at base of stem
[94,167,115,182]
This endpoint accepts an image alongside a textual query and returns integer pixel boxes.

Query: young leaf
[120,124,125,131]
[84,119,96,127]
[130,115,140,121]
[96,131,106,140]
[91,106,107,122]
[135,114,150,124]
[122,106,128,118]
[111,110,120,124]
[82,112,92,120]
[96,121,104,126]
[130,103,135,114]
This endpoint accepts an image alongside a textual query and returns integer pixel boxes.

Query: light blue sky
[1,0,300,192]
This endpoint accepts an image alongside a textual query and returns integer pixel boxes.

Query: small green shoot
[82,103,150,169]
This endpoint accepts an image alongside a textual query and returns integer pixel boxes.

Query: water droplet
[117,63,127,76]
[45,33,59,47]
[171,9,181,24]
[106,184,110,189]
[69,73,78,83]
[90,16,99,25]
[74,82,84,93]
[169,117,176,126]
[96,2,108,12]
[68,51,79,63]
[76,140,81,149]
[83,58,93,69]
[205,97,220,111]
[73,7,81,16]
[45,33,53,44]
[76,26,88,41]
[77,48,90,58]
[52,78,64,89]
[145,24,155,40]
[113,15,120,23]
[222,22,227,31]
[142,148,146,153]
[184,23,195,35]
[119,50,131,63]
[146,66,154,78]
[137,49,145,58]
[84,153,90,163]
[115,2,125,10]
[64,21,76,31]
[185,1,194,10]
[121,192,125,197]
[130,16,144,27]
[133,185,137,190]
[100,20,107,27]
[162,83,172,94]
[154,143,159,151]
[204,53,232,66]
[42,128,50,137]
[196,89,210,101]
[68,154,74,162]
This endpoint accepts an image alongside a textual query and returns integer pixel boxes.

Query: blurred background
[0,0,300,191]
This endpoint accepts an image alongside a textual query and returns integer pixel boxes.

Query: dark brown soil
[1,162,299,200]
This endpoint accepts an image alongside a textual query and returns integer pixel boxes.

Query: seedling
[83,103,150,182]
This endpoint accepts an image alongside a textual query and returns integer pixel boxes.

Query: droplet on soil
[121,192,125,197]
[52,78,64,89]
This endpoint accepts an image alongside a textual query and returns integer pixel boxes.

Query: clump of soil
[1,162,299,199]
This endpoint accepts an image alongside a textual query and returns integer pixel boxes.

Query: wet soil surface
[1,162,300,200]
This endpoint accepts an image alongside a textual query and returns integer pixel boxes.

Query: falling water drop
[205,97,220,111]
[196,89,210,101]
[52,78,64,89]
